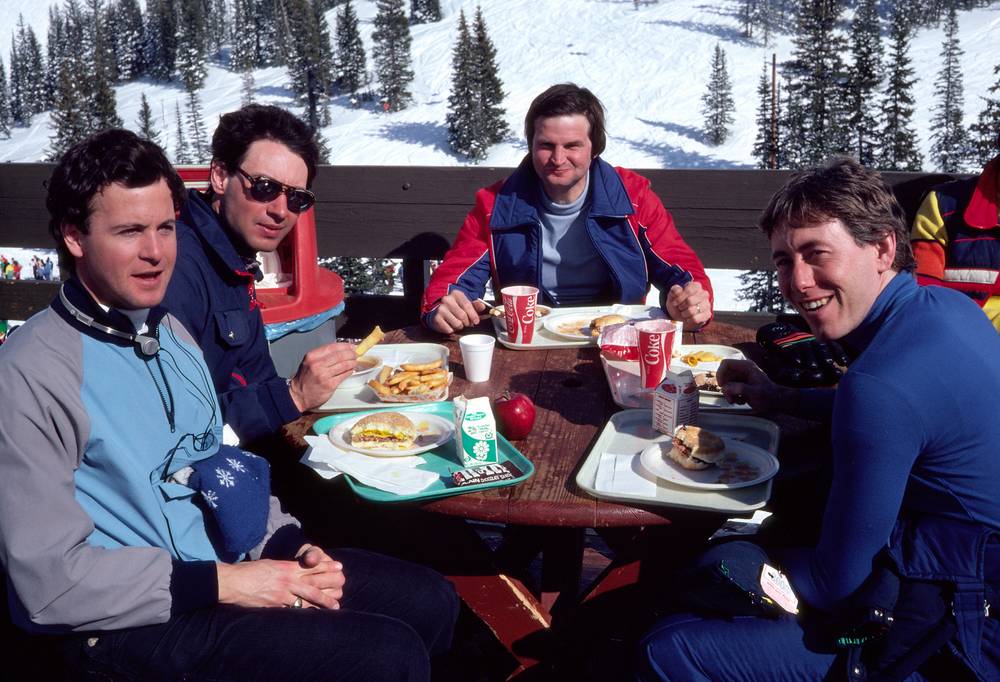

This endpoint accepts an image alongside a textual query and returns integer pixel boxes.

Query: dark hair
[524,83,606,157]
[211,104,319,186]
[759,157,915,272]
[46,128,185,275]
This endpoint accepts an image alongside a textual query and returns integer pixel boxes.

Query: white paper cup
[460,334,496,383]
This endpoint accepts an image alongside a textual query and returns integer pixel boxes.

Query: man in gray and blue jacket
[0,129,456,681]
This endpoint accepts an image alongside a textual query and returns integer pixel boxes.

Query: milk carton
[453,395,499,466]
[652,370,699,435]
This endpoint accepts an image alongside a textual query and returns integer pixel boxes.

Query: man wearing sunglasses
[165,104,355,446]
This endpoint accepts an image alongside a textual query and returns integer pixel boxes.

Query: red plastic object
[177,166,344,325]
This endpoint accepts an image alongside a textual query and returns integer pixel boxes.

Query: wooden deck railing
[0,164,956,331]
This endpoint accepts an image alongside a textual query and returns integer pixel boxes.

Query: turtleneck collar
[840,272,917,356]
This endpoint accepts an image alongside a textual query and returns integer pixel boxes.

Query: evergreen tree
[174,100,192,163]
[240,68,256,106]
[878,6,923,171]
[282,0,333,129]
[175,0,208,90]
[114,0,146,81]
[146,0,178,81]
[46,5,65,108]
[47,59,89,160]
[185,87,209,162]
[372,0,415,112]
[136,92,161,145]
[445,11,477,158]
[929,5,971,172]
[0,56,11,138]
[230,0,257,72]
[736,270,786,313]
[335,0,367,96]
[846,0,882,166]
[701,43,735,146]
[751,60,779,169]
[472,8,508,146]
[780,74,807,169]
[206,0,228,59]
[782,0,850,166]
[319,257,395,295]
[10,16,47,124]
[970,62,1000,166]
[90,0,123,131]
[410,0,441,24]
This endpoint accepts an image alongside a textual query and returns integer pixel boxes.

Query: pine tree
[175,0,208,90]
[930,5,971,172]
[114,0,146,81]
[47,59,90,161]
[319,257,395,295]
[970,62,1000,166]
[90,0,123,131]
[46,5,65,108]
[472,8,508,146]
[136,92,161,145]
[445,11,477,158]
[230,0,256,72]
[701,43,735,146]
[782,0,850,166]
[878,6,923,171]
[847,0,881,166]
[780,74,807,169]
[282,0,333,129]
[240,68,256,106]
[410,0,441,24]
[185,88,209,162]
[206,0,228,59]
[10,16,47,124]
[751,60,779,169]
[146,0,178,81]
[372,0,415,112]
[0,56,11,138]
[174,100,192,164]
[736,270,786,313]
[335,0,367,96]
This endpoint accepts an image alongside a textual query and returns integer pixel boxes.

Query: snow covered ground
[1,0,997,319]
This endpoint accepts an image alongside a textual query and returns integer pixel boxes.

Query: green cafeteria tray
[312,401,534,503]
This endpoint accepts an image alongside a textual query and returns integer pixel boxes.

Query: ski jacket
[911,157,1000,331]
[0,279,301,633]
[165,190,301,444]
[421,157,712,323]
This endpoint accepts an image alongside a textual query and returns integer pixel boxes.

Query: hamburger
[667,425,725,470]
[348,412,417,450]
[590,314,629,336]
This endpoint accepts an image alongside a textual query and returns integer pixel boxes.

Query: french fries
[367,359,449,401]
[680,350,723,367]
[355,326,385,357]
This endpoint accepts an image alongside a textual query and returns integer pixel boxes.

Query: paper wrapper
[597,322,638,361]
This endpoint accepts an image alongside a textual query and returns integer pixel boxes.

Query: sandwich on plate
[349,412,417,450]
[667,425,725,470]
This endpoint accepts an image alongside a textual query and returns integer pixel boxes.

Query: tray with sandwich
[492,303,667,350]
[316,330,453,412]
[575,409,779,513]
[302,401,534,503]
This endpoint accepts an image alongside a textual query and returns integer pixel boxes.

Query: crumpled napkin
[594,451,658,497]
[302,435,439,496]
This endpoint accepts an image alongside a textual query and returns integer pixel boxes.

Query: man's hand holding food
[429,289,488,334]
[666,281,712,329]
[717,359,798,413]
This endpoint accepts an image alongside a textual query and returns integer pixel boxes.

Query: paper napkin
[594,451,658,497]
[302,435,439,496]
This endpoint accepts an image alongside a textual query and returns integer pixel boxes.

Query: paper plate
[543,312,600,341]
[328,412,454,457]
[639,438,778,490]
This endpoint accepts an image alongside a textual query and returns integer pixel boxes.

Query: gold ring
[291,596,303,608]
[696,304,702,314]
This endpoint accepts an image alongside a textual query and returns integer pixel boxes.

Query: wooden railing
[0,164,955,332]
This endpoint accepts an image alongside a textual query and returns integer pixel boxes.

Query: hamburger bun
[590,314,629,336]
[666,425,724,470]
[348,412,417,450]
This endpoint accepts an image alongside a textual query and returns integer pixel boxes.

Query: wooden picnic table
[283,318,815,677]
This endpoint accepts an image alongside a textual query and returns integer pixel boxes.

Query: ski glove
[756,315,849,387]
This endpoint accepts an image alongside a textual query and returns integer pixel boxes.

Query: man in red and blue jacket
[422,84,713,333]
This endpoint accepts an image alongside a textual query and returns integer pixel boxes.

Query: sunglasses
[235,167,316,213]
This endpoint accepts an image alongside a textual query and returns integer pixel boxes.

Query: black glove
[756,315,849,387]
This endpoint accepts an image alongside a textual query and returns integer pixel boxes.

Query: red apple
[494,391,536,440]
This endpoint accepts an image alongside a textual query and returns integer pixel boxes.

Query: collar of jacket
[489,156,635,231]
[841,272,917,355]
[964,156,1000,230]
[53,277,168,348]
[181,189,257,282]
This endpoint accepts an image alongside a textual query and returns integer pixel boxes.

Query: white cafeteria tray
[575,409,779,513]
[315,343,450,412]
[600,353,750,412]
[493,304,666,350]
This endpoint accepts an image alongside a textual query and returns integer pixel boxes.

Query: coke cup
[501,286,539,344]
[635,319,676,389]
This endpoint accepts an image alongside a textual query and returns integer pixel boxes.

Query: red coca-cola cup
[635,319,676,389]
[500,285,539,344]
